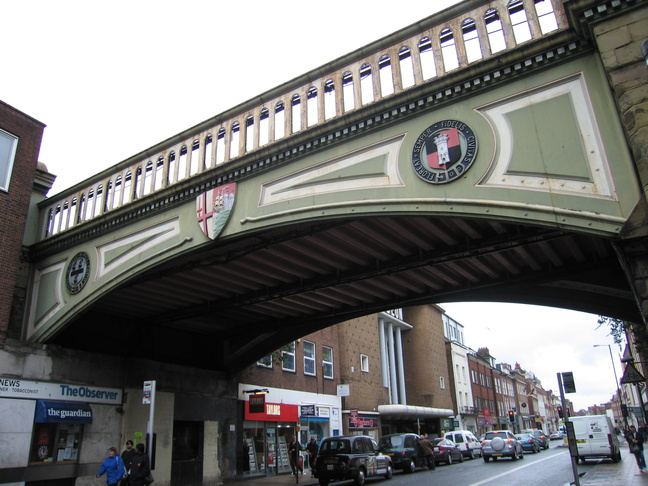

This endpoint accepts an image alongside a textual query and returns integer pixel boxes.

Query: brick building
[0,102,46,347]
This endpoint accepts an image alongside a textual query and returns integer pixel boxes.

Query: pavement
[229,442,648,486]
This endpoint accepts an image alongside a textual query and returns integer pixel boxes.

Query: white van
[444,430,482,459]
[569,415,621,463]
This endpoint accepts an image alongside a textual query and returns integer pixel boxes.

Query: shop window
[282,342,296,372]
[0,128,18,192]
[304,341,316,376]
[30,423,82,464]
[322,346,333,379]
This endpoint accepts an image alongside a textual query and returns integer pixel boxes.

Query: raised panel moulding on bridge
[476,73,615,198]
[26,261,66,338]
[96,218,182,278]
[257,134,405,207]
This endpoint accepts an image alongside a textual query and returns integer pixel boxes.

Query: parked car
[430,438,464,465]
[378,433,429,473]
[481,430,524,462]
[549,431,564,440]
[515,433,540,453]
[521,429,549,449]
[444,430,482,459]
[314,435,393,486]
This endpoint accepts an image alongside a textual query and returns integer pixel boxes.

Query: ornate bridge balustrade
[38,0,567,240]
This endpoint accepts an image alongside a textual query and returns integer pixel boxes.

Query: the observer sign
[0,377,122,404]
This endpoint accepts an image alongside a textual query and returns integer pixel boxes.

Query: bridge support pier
[614,237,648,329]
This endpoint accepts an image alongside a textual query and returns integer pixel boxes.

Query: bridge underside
[50,214,636,374]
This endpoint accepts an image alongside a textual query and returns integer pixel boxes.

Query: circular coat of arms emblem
[65,251,91,294]
[412,120,478,184]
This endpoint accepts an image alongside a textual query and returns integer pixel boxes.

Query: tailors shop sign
[0,377,122,404]
[349,410,378,429]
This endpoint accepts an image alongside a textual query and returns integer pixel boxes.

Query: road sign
[562,372,576,393]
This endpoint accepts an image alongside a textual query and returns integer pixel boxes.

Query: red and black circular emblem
[412,120,478,184]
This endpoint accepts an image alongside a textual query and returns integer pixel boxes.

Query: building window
[282,342,296,372]
[360,354,369,373]
[322,346,333,379]
[257,355,272,368]
[304,341,316,376]
[0,128,18,192]
[440,376,446,389]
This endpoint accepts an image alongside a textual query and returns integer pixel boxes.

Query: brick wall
[0,102,44,346]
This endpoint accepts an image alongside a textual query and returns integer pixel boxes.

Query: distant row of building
[236,304,576,477]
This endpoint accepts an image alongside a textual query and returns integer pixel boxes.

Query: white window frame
[360,354,369,373]
[322,346,334,379]
[0,128,18,192]
[257,355,272,368]
[440,376,446,389]
[304,340,316,376]
[282,342,296,372]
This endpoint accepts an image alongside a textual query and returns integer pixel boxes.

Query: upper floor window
[322,346,334,379]
[257,355,272,368]
[0,128,18,192]
[304,341,316,376]
[440,376,446,389]
[282,342,296,372]
[360,354,369,373]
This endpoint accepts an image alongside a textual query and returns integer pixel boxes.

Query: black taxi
[314,435,393,486]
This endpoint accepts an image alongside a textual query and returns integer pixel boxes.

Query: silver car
[481,430,524,462]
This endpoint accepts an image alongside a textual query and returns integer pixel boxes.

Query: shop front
[0,377,122,485]
[377,404,455,438]
[239,385,342,478]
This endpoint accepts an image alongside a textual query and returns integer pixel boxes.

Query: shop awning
[377,404,454,419]
[35,400,93,424]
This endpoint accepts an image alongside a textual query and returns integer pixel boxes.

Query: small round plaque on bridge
[412,120,478,184]
[65,251,91,294]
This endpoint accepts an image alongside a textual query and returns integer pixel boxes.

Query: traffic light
[508,410,515,423]
[566,408,571,418]
[557,406,563,418]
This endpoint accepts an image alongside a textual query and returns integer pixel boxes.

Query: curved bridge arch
[25,1,647,375]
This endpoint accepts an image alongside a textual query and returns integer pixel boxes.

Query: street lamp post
[593,344,627,426]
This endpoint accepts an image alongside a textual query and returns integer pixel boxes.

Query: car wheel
[355,468,366,486]
[492,456,498,461]
[384,463,393,480]
[612,452,620,463]
[406,458,415,473]
[483,455,490,462]
[447,454,453,465]
[459,452,464,463]
[511,451,518,461]
[318,479,329,486]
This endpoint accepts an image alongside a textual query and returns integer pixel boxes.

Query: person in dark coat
[121,440,137,485]
[288,436,302,476]
[625,425,647,472]
[419,433,435,470]
[129,443,151,486]
[306,437,319,477]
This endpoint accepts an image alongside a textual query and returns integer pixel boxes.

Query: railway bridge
[24,0,648,375]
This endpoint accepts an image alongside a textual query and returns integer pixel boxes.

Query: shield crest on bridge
[196,183,237,239]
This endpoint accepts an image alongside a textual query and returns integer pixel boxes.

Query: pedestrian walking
[121,440,137,485]
[96,447,126,486]
[129,443,152,486]
[419,433,435,470]
[625,425,647,472]
[306,437,319,477]
[288,436,303,476]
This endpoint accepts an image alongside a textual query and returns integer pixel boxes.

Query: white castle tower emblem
[434,132,450,166]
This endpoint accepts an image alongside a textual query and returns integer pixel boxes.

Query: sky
[1,1,625,411]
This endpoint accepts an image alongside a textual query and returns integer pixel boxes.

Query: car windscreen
[320,439,352,454]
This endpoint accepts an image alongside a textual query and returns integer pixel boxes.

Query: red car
[430,438,464,465]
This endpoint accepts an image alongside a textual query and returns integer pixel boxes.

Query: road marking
[467,451,569,486]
